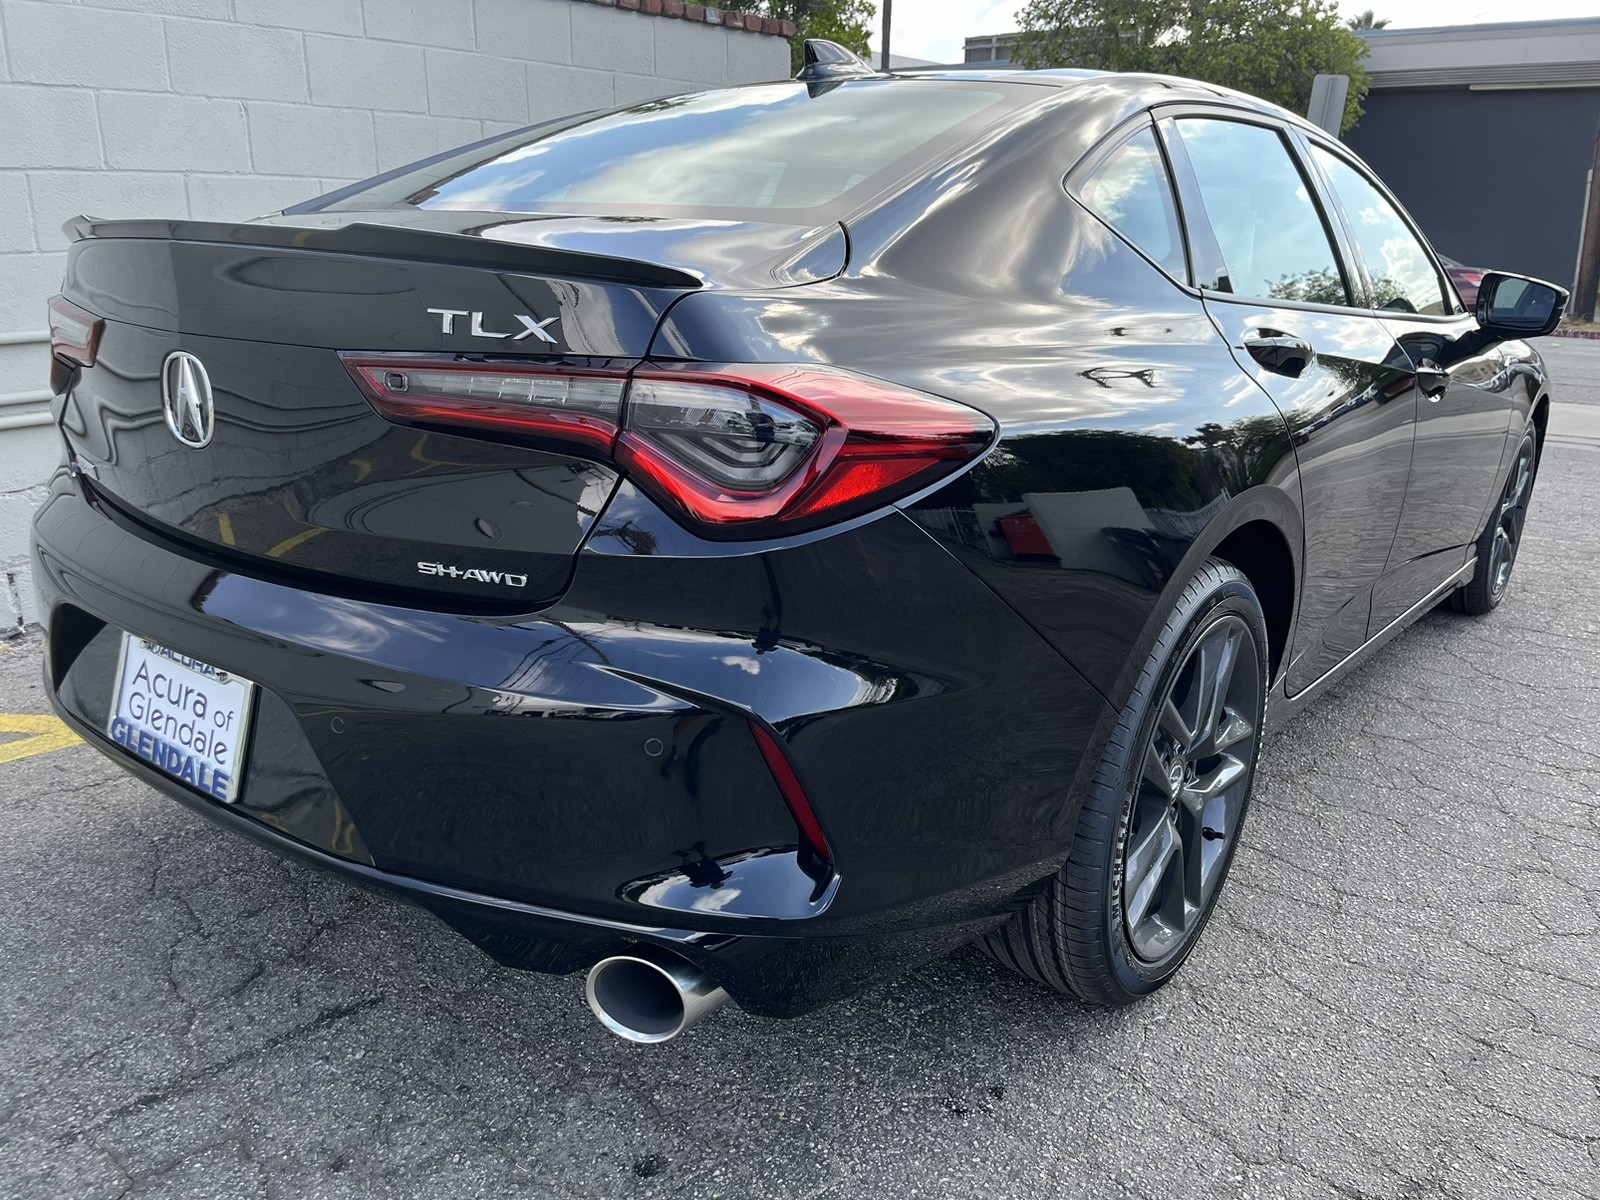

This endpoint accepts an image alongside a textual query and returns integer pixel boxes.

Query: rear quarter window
[1075,126,1187,281]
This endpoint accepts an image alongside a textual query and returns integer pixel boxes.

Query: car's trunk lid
[56,214,843,607]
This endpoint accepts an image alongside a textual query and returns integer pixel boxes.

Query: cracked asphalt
[3,343,1600,1200]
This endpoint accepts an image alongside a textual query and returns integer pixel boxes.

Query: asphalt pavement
[2,340,1598,1200]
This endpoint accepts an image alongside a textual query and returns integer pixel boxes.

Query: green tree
[1346,9,1389,29]
[1014,0,1371,133]
[762,0,877,74]
[1268,265,1348,305]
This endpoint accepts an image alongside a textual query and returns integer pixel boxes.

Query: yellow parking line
[0,714,82,764]
[266,527,323,558]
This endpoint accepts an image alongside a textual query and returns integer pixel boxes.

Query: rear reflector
[749,720,833,873]
[342,354,994,539]
[47,295,103,393]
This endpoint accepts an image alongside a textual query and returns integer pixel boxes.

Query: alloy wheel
[1119,613,1262,967]
[1489,438,1536,602]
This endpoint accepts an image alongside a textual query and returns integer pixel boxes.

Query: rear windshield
[312,80,1039,221]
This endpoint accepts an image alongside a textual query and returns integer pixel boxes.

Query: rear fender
[1108,484,1305,711]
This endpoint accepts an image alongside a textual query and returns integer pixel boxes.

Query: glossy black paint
[34,70,1554,1017]
[63,323,623,606]
[36,464,1109,1015]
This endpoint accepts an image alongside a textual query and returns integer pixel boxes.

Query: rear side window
[1077,127,1187,280]
[1310,146,1451,317]
[1174,118,1348,306]
[316,81,1035,220]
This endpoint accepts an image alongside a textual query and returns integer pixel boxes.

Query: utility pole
[1574,120,1600,323]
[880,0,893,70]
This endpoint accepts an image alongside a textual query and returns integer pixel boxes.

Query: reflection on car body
[35,43,1568,1040]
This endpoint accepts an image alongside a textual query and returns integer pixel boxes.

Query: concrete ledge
[575,0,796,38]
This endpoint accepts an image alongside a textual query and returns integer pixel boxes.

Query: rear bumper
[47,700,992,1017]
[32,467,1111,1015]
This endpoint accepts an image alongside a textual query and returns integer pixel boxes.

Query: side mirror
[1475,271,1568,339]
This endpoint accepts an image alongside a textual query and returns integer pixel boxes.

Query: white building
[0,0,792,627]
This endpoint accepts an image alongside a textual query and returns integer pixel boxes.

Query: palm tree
[1347,9,1389,29]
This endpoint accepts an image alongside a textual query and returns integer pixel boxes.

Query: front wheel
[981,559,1269,1005]
[1451,427,1538,616]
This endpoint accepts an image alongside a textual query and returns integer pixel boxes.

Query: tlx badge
[427,307,560,344]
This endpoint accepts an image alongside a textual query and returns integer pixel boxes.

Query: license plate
[106,633,255,804]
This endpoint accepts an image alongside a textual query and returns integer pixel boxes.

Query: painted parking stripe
[0,714,83,764]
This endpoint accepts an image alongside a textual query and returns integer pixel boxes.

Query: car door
[1160,113,1419,696]
[1303,140,1515,630]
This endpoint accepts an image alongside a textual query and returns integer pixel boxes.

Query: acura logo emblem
[161,351,214,448]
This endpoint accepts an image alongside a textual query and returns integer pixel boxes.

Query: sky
[878,0,1600,65]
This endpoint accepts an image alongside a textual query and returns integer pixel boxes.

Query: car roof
[887,66,1324,138]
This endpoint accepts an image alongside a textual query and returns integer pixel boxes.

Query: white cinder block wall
[0,0,790,628]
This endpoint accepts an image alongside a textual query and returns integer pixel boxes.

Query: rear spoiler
[62,215,705,291]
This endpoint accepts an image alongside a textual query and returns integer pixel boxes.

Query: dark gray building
[963,32,1018,63]
[962,18,1600,294]
[1344,19,1600,291]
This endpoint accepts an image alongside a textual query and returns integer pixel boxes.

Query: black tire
[1450,427,1538,616]
[981,558,1270,1005]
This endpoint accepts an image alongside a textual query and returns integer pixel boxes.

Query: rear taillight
[343,359,627,454]
[617,364,992,533]
[47,295,103,394]
[342,355,994,538]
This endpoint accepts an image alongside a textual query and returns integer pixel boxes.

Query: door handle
[1416,358,1449,400]
[1242,331,1314,378]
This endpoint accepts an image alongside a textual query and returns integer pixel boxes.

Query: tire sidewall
[1101,570,1270,996]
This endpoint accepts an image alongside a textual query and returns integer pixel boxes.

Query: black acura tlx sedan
[35,44,1567,1042]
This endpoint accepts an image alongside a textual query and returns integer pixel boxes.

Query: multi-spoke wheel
[1452,427,1539,615]
[1120,614,1259,967]
[981,558,1269,1004]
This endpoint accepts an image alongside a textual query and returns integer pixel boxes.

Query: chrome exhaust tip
[584,945,728,1043]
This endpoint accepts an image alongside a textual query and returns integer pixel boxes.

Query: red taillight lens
[48,295,101,364]
[342,355,994,538]
[47,295,103,393]
[625,377,825,493]
[617,364,993,535]
[342,357,626,454]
